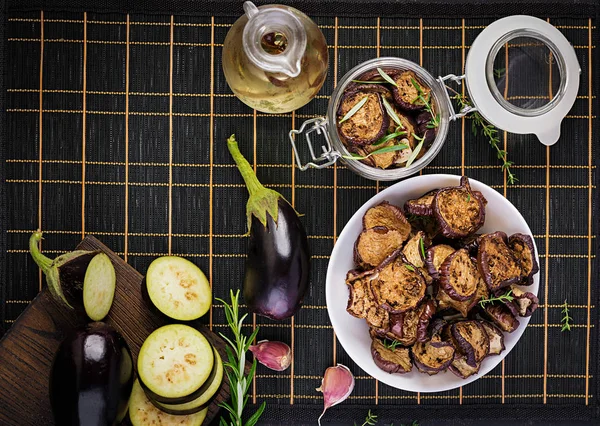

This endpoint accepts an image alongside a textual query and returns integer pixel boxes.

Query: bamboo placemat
[1,5,599,425]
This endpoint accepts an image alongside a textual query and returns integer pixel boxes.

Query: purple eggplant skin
[244,198,310,320]
[50,322,133,426]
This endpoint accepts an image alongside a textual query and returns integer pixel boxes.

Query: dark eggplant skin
[50,322,133,426]
[244,199,310,320]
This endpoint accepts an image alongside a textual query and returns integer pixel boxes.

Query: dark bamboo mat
[2,4,599,425]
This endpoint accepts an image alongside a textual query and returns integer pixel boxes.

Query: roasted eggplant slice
[371,337,413,374]
[345,272,375,319]
[458,233,484,257]
[479,321,505,356]
[338,91,389,146]
[450,320,490,367]
[412,334,455,375]
[388,309,419,346]
[404,191,437,217]
[433,176,485,238]
[416,299,437,343]
[391,71,430,111]
[449,354,481,379]
[414,111,437,147]
[473,191,488,208]
[438,249,480,301]
[481,303,520,333]
[507,286,539,317]
[478,232,523,291]
[508,233,539,285]
[363,201,412,237]
[369,255,427,313]
[365,306,390,329]
[354,227,404,268]
[403,231,429,268]
[437,276,488,317]
[425,244,455,280]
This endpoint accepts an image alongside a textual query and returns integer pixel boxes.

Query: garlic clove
[316,364,355,425]
[248,340,292,371]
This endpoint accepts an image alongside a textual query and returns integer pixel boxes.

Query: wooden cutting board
[0,236,229,425]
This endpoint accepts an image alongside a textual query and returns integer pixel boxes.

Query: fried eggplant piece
[433,176,485,238]
[391,71,430,111]
[478,231,523,291]
[345,271,375,319]
[404,190,437,216]
[473,190,488,208]
[412,334,455,375]
[371,337,413,374]
[436,277,488,318]
[450,320,490,367]
[416,299,437,343]
[481,303,520,333]
[364,138,397,169]
[337,91,389,146]
[506,286,539,317]
[479,321,505,356]
[403,231,429,268]
[508,233,539,286]
[439,249,480,301]
[414,111,437,147]
[365,305,390,329]
[458,233,484,257]
[363,202,412,236]
[369,254,427,313]
[449,354,481,379]
[388,309,419,346]
[424,244,455,280]
[354,227,404,268]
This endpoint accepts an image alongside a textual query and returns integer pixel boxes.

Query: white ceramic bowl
[326,174,539,393]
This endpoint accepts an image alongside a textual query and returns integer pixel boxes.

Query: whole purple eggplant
[228,135,310,320]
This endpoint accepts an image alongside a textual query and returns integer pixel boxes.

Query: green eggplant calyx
[29,230,52,272]
[227,134,291,232]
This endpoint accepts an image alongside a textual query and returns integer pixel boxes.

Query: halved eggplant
[337,91,389,146]
[137,324,214,403]
[354,226,405,268]
[363,201,412,237]
[416,299,437,343]
[129,380,207,426]
[507,286,539,317]
[345,271,375,319]
[450,320,490,367]
[439,248,480,301]
[370,337,412,374]
[433,176,485,239]
[402,231,429,268]
[404,190,437,216]
[391,70,430,111]
[478,232,523,291]
[481,303,520,333]
[412,334,455,375]
[424,244,455,280]
[369,254,427,313]
[508,233,539,285]
[449,354,481,379]
[479,321,505,356]
[83,253,116,321]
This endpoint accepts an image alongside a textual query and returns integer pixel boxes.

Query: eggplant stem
[29,230,52,272]
[226,134,264,197]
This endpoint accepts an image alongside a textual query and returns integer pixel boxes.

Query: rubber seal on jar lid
[464,15,580,146]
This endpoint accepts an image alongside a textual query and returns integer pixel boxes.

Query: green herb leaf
[339,96,369,124]
[357,410,378,426]
[384,339,402,350]
[405,138,424,168]
[479,289,514,308]
[404,263,415,272]
[377,67,398,87]
[466,193,471,203]
[382,96,404,128]
[410,77,425,97]
[343,143,409,160]
[561,300,573,332]
[352,79,386,84]
[419,237,426,259]
[373,131,407,147]
[494,67,506,78]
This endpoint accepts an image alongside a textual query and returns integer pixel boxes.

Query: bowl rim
[325,174,539,393]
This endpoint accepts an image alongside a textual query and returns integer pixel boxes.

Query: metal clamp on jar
[289,15,581,181]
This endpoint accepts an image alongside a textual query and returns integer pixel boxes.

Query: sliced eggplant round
[478,232,523,292]
[363,201,411,237]
[508,286,540,317]
[354,226,405,268]
[448,354,481,379]
[424,244,455,280]
[479,321,505,356]
[508,233,539,285]
[416,299,437,343]
[129,380,207,426]
[83,253,116,321]
[458,233,484,257]
[345,272,375,319]
[365,305,390,329]
[146,256,212,321]
[370,255,427,313]
[389,309,419,346]
[414,111,437,147]
[337,91,389,146]
[391,70,430,111]
[450,320,490,367]
[439,249,480,301]
[404,190,437,216]
[138,324,214,403]
[370,337,412,374]
[481,303,520,333]
[402,231,429,269]
[412,335,455,375]
[433,176,485,239]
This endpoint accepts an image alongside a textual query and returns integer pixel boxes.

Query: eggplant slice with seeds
[433,176,485,238]
[369,254,427,313]
[337,91,389,146]
[404,190,437,216]
[371,337,413,374]
[363,201,412,237]
[354,227,405,268]
[388,309,419,346]
[402,231,429,268]
[481,303,520,333]
[508,233,539,286]
[345,272,375,319]
[424,244,455,280]
[450,320,490,367]
[479,321,505,356]
[412,334,455,375]
[449,354,481,379]
[436,277,488,318]
[439,248,480,301]
[392,71,430,111]
[478,232,523,291]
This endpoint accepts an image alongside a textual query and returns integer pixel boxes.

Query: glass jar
[289,15,580,181]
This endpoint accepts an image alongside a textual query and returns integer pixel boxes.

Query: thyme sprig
[452,91,518,184]
[561,300,573,332]
[217,290,266,426]
[383,339,402,350]
[410,77,440,129]
[354,410,378,426]
[479,289,514,308]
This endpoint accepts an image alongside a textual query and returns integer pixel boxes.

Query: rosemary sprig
[383,339,402,350]
[410,77,439,128]
[452,91,518,184]
[561,300,572,332]
[217,290,266,426]
[343,143,409,160]
[354,410,378,426]
[479,289,514,308]
[339,96,369,124]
